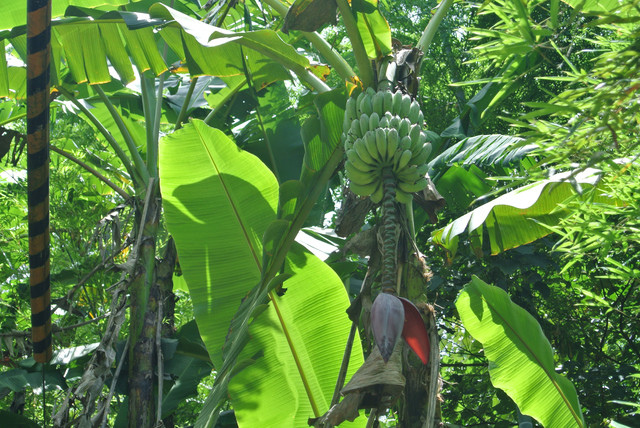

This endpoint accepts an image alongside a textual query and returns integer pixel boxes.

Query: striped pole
[27,0,52,363]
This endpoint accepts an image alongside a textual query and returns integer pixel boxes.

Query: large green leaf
[432,168,615,257]
[159,119,364,427]
[150,4,322,89]
[1,0,130,31]
[160,119,278,367]
[456,276,584,427]
[563,0,640,18]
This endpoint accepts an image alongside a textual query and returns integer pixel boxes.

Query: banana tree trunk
[128,186,161,428]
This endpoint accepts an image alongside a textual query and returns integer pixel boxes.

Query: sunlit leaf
[432,168,619,257]
[160,120,364,427]
[456,276,584,427]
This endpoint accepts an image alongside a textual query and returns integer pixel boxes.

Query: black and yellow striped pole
[27,0,53,363]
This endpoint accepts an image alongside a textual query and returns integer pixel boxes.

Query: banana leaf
[160,119,364,427]
[432,168,618,257]
[456,276,584,427]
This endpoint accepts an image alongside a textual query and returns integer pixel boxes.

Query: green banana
[365,132,383,162]
[343,115,351,135]
[398,118,410,137]
[411,144,432,165]
[375,128,388,162]
[390,116,400,129]
[349,119,361,140]
[410,132,426,154]
[370,183,384,203]
[408,100,421,123]
[345,161,375,185]
[369,112,380,131]
[395,149,413,172]
[398,177,428,193]
[353,139,376,165]
[360,94,373,116]
[387,128,399,155]
[400,94,412,117]
[386,129,399,161]
[395,188,413,204]
[396,165,420,183]
[400,136,412,151]
[345,96,358,122]
[383,91,394,114]
[350,180,379,197]
[344,140,353,152]
[392,91,403,115]
[342,88,431,206]
[372,91,385,115]
[416,163,429,177]
[359,114,370,136]
[409,124,421,144]
[356,91,365,111]
[347,148,376,171]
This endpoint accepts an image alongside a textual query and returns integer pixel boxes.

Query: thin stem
[100,337,130,428]
[0,111,27,126]
[149,71,166,179]
[424,307,441,428]
[134,178,156,257]
[335,0,374,88]
[255,105,280,182]
[0,313,110,337]
[261,147,344,285]
[140,73,154,147]
[330,321,357,407]
[241,49,281,181]
[94,85,150,186]
[56,87,137,182]
[50,145,131,200]
[417,0,454,68]
[305,32,358,83]
[366,409,378,428]
[203,84,242,125]
[381,168,397,293]
[261,0,357,83]
[174,77,198,130]
[42,365,47,427]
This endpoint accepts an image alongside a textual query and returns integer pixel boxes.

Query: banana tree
[2,0,435,425]
[156,0,454,426]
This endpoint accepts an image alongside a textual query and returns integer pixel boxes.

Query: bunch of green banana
[342,87,432,204]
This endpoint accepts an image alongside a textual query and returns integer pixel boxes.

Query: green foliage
[160,120,363,426]
[456,276,584,427]
[2,0,640,426]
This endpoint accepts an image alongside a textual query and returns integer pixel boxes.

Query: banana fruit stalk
[342,87,432,203]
